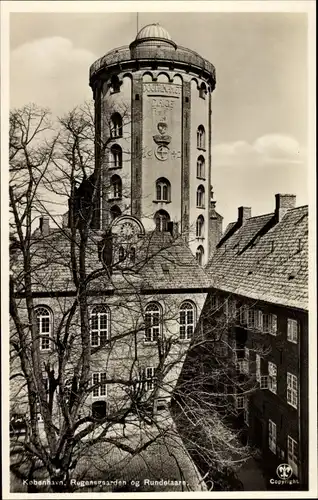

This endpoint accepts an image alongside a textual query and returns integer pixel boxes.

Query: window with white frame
[92,372,107,398]
[287,372,298,409]
[110,174,122,199]
[90,305,110,346]
[247,309,262,329]
[268,362,277,394]
[35,307,52,351]
[269,419,277,454]
[263,313,277,335]
[145,367,156,391]
[287,435,298,477]
[145,303,161,342]
[287,318,298,344]
[179,301,195,340]
[256,354,261,382]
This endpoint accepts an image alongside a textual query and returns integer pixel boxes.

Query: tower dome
[130,23,177,50]
[135,23,172,41]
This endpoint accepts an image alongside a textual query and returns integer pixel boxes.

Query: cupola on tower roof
[130,23,177,50]
[136,23,172,41]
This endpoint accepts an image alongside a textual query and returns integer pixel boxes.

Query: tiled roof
[13,229,209,296]
[206,206,308,310]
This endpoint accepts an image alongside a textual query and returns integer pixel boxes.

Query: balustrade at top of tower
[89,44,216,83]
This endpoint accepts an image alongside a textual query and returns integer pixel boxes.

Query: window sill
[108,165,122,170]
[143,341,158,346]
[153,200,171,204]
[287,401,298,410]
[196,176,206,181]
[287,338,298,344]
[196,236,205,241]
[178,338,191,343]
[197,147,206,152]
[196,206,205,210]
[108,197,122,202]
[110,135,123,140]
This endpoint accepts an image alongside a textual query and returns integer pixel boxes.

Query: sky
[9,8,310,228]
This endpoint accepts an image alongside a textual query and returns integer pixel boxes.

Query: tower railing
[90,45,216,80]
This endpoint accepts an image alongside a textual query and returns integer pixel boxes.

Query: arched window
[196,215,205,237]
[110,75,121,93]
[110,144,122,168]
[111,113,122,138]
[90,306,110,346]
[196,156,205,178]
[110,175,122,200]
[145,302,161,343]
[196,245,204,266]
[199,82,207,99]
[35,306,52,351]
[110,205,121,220]
[179,302,196,340]
[154,210,170,232]
[197,125,206,149]
[156,178,171,202]
[196,185,205,208]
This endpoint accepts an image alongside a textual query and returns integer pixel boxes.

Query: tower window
[110,144,122,168]
[154,210,170,232]
[135,94,140,100]
[110,75,121,93]
[196,156,205,178]
[199,82,207,99]
[110,175,122,200]
[35,306,52,351]
[196,185,205,208]
[110,113,122,138]
[197,125,206,149]
[110,205,121,221]
[156,178,171,202]
[196,215,205,238]
[196,245,204,266]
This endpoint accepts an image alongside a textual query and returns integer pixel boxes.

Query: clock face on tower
[120,221,135,239]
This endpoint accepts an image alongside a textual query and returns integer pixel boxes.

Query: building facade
[202,194,308,488]
[89,23,222,265]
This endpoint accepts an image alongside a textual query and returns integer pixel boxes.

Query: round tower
[89,23,217,265]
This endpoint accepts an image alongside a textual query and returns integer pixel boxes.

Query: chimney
[39,216,50,236]
[238,206,252,225]
[167,221,179,238]
[275,194,296,222]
